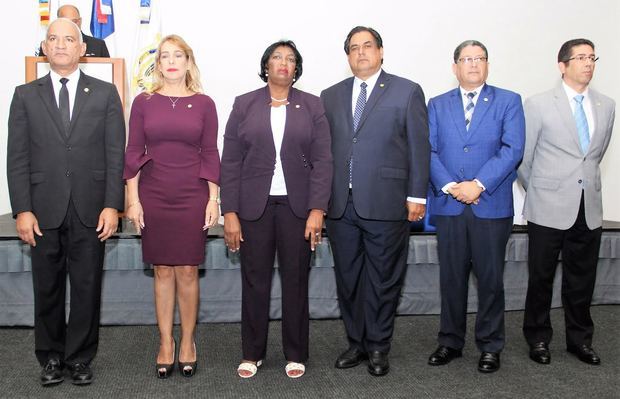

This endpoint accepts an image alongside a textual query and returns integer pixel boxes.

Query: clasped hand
[448,181,482,204]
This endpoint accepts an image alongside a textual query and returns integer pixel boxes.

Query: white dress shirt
[50,68,81,120]
[562,81,596,138]
[269,104,288,195]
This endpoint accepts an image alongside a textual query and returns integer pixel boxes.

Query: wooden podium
[25,56,126,107]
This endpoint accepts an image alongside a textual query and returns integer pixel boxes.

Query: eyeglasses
[457,57,488,64]
[566,55,599,63]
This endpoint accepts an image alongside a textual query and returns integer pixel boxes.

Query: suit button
[66,145,71,151]
[463,147,469,152]
[578,179,583,184]
[65,171,71,177]
[353,138,357,143]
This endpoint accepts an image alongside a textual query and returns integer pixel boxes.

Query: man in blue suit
[426,40,525,373]
[321,26,430,376]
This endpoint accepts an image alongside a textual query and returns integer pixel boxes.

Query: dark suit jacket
[39,32,110,57]
[7,71,125,229]
[321,70,430,220]
[220,86,333,221]
[428,84,525,218]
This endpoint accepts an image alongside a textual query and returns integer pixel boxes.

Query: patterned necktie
[350,82,368,185]
[59,77,70,134]
[353,82,367,131]
[573,94,590,153]
[464,91,476,130]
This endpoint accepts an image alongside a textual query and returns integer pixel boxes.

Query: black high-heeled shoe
[178,341,197,378]
[156,338,176,379]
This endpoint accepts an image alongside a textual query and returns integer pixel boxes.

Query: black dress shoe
[567,345,601,365]
[40,358,64,386]
[529,342,550,364]
[335,347,367,369]
[367,350,389,376]
[478,352,500,373]
[428,345,463,366]
[70,363,93,385]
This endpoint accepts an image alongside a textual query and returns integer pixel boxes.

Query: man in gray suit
[518,38,615,366]
[7,18,125,385]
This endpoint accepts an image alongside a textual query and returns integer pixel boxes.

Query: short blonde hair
[148,34,203,94]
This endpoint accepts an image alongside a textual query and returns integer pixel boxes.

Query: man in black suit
[7,18,124,386]
[320,26,430,376]
[38,4,110,57]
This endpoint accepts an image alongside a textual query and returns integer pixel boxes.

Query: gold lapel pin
[483,97,488,101]
[295,104,300,109]
[187,104,192,108]
[379,83,385,88]
[84,88,90,93]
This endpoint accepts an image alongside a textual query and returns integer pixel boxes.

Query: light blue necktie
[464,91,476,130]
[574,94,590,153]
[350,82,367,184]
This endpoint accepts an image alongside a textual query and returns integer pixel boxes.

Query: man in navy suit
[426,40,525,373]
[321,26,430,376]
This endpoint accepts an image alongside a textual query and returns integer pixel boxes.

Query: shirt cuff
[441,182,457,194]
[474,179,486,191]
[407,197,426,205]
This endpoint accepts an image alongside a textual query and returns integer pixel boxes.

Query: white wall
[2,0,619,220]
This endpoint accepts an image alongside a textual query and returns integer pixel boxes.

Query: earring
[293,78,296,82]
[265,72,269,77]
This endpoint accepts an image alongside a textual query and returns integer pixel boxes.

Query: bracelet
[209,197,220,202]
[127,200,140,209]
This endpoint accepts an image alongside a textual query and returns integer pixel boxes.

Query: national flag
[130,0,162,97]
[90,0,115,40]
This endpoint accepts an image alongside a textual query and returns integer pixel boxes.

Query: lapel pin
[84,87,90,93]
[483,97,488,101]
[379,83,385,88]
[295,104,300,109]
[187,104,192,108]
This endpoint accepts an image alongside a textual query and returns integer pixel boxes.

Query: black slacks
[523,195,601,347]
[30,200,105,366]
[326,194,409,353]
[239,196,310,362]
[434,206,513,353]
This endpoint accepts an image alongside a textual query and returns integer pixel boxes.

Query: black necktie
[59,77,70,134]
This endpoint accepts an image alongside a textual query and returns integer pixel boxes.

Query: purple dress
[124,93,220,265]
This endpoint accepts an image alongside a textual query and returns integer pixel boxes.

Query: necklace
[168,96,180,109]
[270,96,288,102]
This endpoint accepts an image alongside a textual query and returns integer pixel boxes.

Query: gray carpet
[1,306,618,399]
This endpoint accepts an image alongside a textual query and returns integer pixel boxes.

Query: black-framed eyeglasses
[457,56,488,64]
[566,55,599,63]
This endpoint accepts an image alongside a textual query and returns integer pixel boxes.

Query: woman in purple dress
[124,35,220,379]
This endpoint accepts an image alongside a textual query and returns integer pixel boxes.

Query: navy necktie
[59,77,70,134]
[350,82,368,185]
[353,82,367,131]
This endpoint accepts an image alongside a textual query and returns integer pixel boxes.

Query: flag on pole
[130,0,162,97]
[90,0,115,39]
[38,0,50,26]
[36,0,51,55]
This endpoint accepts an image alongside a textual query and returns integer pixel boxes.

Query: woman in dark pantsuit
[220,40,332,378]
